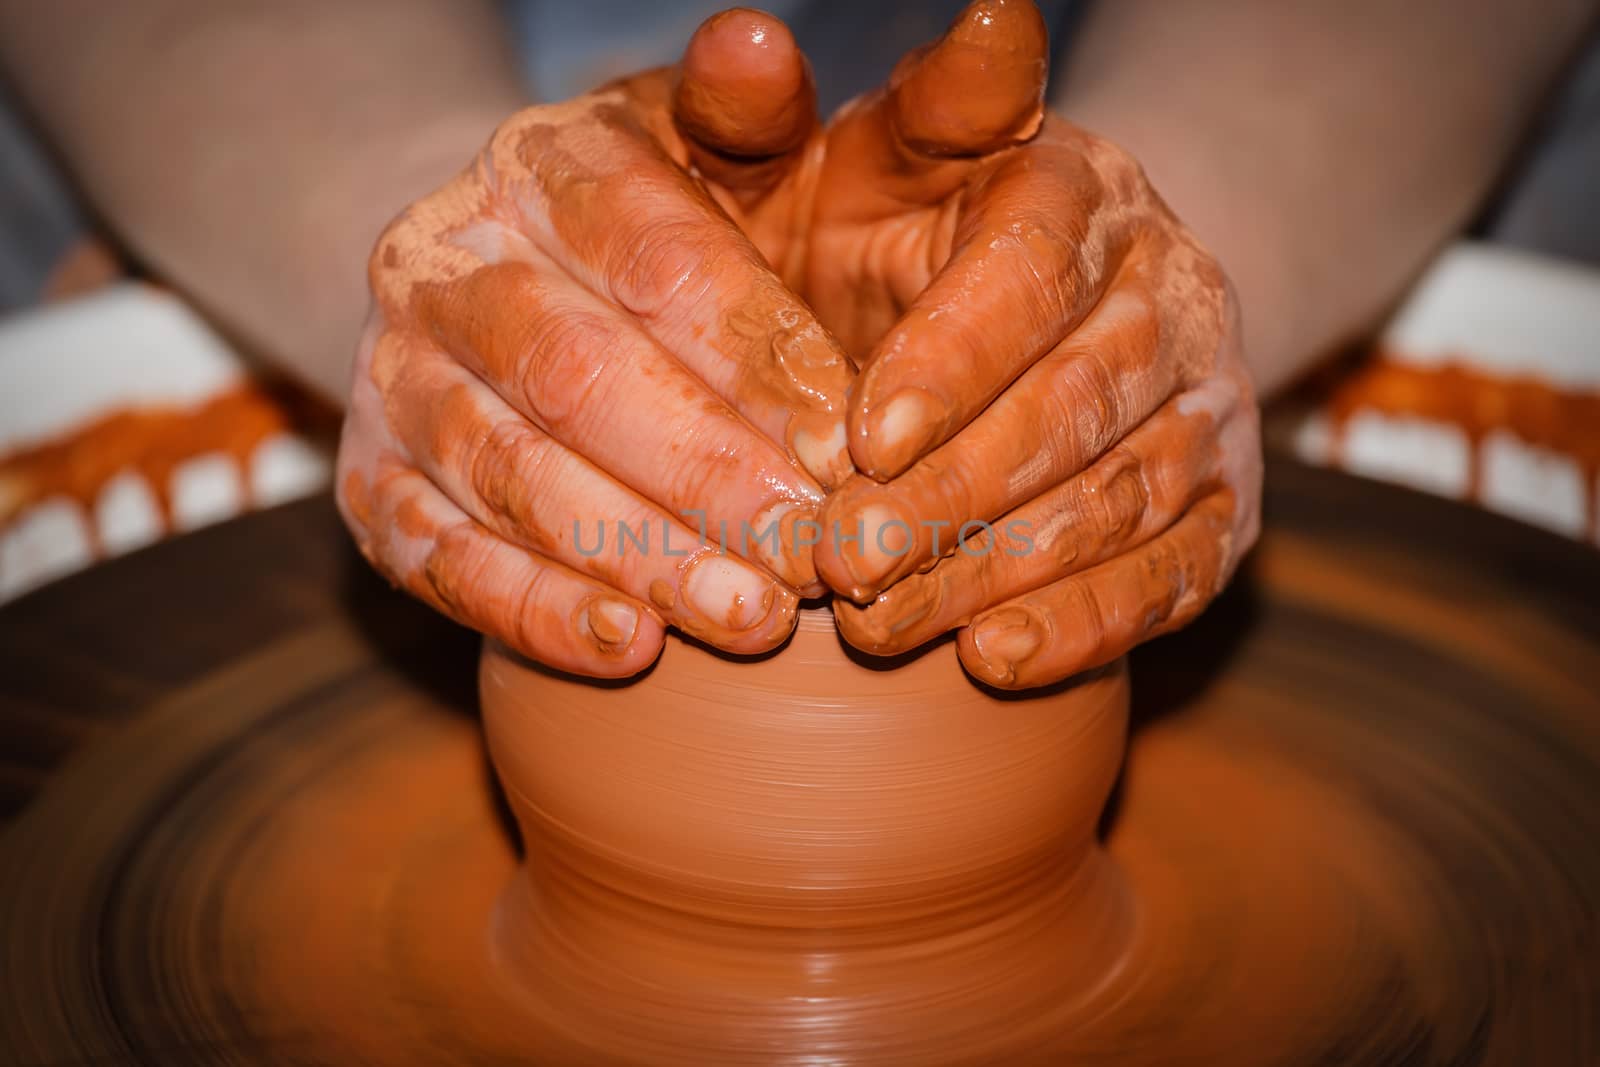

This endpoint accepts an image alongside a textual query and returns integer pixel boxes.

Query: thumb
[673,8,818,203]
[888,0,1049,158]
[821,0,1049,212]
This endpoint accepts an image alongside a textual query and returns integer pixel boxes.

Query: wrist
[288,102,521,399]
[1054,91,1308,397]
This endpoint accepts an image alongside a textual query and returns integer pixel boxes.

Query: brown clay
[464,603,1439,1063]
[4,469,1600,1063]
[1323,348,1600,536]
[0,381,329,552]
[479,608,1133,1062]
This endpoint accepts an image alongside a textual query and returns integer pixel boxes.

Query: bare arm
[1055,0,1599,396]
[0,0,528,398]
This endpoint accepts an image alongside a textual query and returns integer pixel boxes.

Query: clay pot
[479,605,1133,1061]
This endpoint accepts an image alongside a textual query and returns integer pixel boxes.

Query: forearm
[0,1,527,399]
[1056,0,1598,396]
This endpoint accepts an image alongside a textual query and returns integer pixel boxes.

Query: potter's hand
[337,12,853,677]
[812,0,1262,688]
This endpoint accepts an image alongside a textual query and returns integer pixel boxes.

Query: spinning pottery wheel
[2,459,1598,1065]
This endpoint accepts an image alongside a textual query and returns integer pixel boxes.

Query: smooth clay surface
[2,465,1599,1064]
[481,609,1134,1062]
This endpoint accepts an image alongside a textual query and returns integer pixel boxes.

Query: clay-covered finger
[816,0,1048,226]
[818,246,1227,601]
[410,243,827,594]
[844,141,1166,482]
[338,458,665,679]
[888,0,1048,157]
[483,120,854,487]
[957,493,1240,689]
[673,7,818,203]
[379,335,802,652]
[834,382,1248,655]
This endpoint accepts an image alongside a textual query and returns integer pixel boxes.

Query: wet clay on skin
[769,0,1259,692]
[337,7,882,676]
[337,0,1258,686]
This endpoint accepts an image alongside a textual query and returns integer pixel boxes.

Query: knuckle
[662,435,741,513]
[367,171,487,312]
[420,524,477,618]
[426,377,480,466]
[463,413,530,518]
[1064,579,1112,660]
[1017,249,1075,333]
[917,461,980,544]
[487,104,556,175]
[487,107,534,156]
[516,306,621,430]
[367,198,436,279]
[462,416,571,558]
[366,330,419,399]
[611,213,725,318]
[1139,537,1191,630]
[1079,133,1149,205]
[1050,356,1124,466]
[980,218,1079,325]
[1084,446,1151,549]
[367,213,419,313]
[511,453,577,556]
[506,567,561,656]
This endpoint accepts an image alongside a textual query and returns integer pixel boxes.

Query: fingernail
[749,500,822,594]
[684,555,779,632]
[970,607,1044,683]
[864,389,940,480]
[585,597,639,652]
[791,412,851,487]
[842,501,915,594]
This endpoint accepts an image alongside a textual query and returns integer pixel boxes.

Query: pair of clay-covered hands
[337,0,1261,689]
